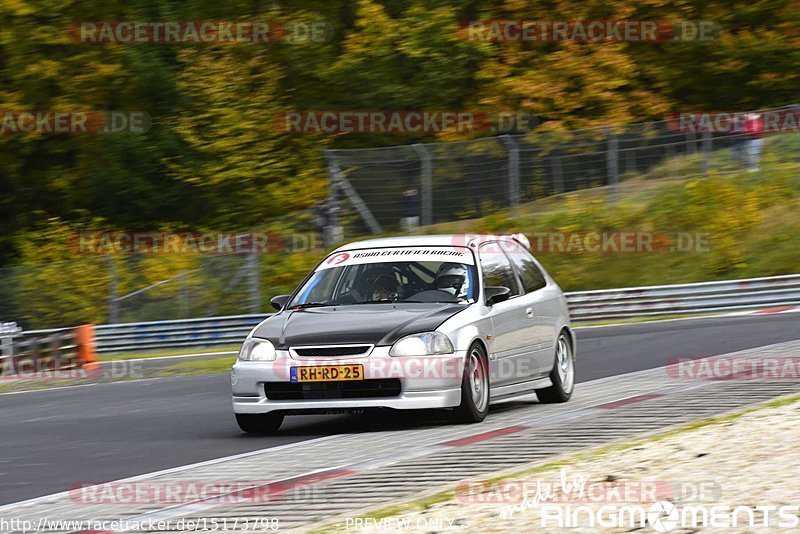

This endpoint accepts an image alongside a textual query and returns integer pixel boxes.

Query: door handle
[525,307,534,318]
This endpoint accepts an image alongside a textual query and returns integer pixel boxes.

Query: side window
[502,242,547,293]
[479,243,521,296]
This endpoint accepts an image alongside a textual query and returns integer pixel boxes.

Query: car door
[502,241,559,377]
[478,242,538,386]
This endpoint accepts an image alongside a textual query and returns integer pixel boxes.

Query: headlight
[238,338,277,361]
[389,332,454,357]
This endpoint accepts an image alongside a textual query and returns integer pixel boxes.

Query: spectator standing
[401,187,420,233]
[743,113,764,171]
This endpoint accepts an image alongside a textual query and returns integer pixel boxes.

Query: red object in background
[743,113,764,139]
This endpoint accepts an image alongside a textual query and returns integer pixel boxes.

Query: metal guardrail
[13,274,800,354]
[93,314,270,353]
[565,274,800,321]
[0,327,78,376]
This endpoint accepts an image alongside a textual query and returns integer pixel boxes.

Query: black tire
[452,343,490,423]
[536,330,575,403]
[235,413,284,434]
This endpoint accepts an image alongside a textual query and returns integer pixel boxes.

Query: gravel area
[332,394,800,533]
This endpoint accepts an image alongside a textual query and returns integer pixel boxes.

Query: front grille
[264,379,402,400]
[292,345,372,357]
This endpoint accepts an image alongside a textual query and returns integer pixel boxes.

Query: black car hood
[252,303,467,348]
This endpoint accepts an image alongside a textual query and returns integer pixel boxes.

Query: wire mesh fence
[325,105,798,233]
[0,254,264,330]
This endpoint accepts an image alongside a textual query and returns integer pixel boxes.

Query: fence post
[412,144,433,226]
[500,135,520,208]
[324,150,383,235]
[605,127,619,203]
[107,257,119,324]
[248,254,260,314]
[702,130,712,174]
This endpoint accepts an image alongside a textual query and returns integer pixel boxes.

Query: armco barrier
[13,274,800,354]
[92,314,270,353]
[565,273,800,321]
[1,327,80,376]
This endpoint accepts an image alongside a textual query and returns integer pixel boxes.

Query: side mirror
[484,286,511,306]
[270,295,290,311]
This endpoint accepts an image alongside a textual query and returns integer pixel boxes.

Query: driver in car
[434,263,468,300]
[370,274,399,301]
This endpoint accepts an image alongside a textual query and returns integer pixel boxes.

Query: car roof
[332,234,518,252]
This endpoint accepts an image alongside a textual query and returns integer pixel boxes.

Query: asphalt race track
[1,312,798,506]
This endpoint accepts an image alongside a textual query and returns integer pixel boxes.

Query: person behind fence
[312,199,329,244]
[743,112,764,171]
[401,187,420,232]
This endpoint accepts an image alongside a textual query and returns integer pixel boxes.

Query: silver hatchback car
[231,234,575,433]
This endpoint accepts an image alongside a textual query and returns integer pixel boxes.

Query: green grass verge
[98,346,240,362]
[154,355,237,376]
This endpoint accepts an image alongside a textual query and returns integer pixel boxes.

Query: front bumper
[231,347,466,414]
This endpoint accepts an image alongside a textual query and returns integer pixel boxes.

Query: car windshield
[288,248,478,307]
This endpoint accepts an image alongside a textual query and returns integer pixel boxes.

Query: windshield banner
[318,247,475,270]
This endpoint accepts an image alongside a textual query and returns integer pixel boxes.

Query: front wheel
[452,343,490,423]
[536,331,575,403]
[235,413,284,434]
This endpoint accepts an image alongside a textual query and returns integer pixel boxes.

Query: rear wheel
[452,343,490,423]
[235,413,284,434]
[536,331,575,403]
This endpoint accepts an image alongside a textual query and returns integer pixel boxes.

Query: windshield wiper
[354,299,395,304]
[403,300,461,304]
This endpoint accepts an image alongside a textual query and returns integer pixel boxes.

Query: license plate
[290,364,364,383]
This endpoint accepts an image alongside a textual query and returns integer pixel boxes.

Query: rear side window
[478,244,521,296]
[502,241,547,293]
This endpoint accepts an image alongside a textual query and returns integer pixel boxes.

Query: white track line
[0,434,343,513]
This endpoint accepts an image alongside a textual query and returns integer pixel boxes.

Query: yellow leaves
[0,0,34,16]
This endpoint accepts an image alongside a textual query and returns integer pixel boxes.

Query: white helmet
[435,263,469,299]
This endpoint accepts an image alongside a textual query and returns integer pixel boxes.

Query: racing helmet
[434,263,469,298]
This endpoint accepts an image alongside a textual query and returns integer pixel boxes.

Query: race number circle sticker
[326,252,350,265]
